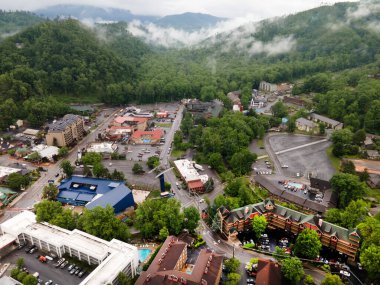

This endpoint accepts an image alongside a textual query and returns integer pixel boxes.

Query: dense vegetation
[1,2,380,131]
[0,10,43,37]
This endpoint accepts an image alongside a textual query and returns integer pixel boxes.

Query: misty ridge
[91,0,379,56]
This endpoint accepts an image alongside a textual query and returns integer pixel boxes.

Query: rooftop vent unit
[73,184,79,188]
[89,185,96,190]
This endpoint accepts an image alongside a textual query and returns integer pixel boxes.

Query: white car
[199,199,205,203]
[282,165,289,168]
[340,270,351,277]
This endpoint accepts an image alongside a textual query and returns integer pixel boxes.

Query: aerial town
[0,77,378,285]
[1,1,380,285]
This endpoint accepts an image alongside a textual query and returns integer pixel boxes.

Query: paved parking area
[267,134,335,180]
[2,248,83,285]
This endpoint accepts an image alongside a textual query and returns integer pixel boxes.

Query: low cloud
[346,1,380,20]
[248,35,296,56]
[367,21,380,33]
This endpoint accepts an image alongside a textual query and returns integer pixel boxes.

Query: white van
[33,272,39,278]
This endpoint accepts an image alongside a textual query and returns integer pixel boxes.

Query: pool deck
[134,243,159,264]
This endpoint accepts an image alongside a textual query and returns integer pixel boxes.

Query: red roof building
[187,179,205,193]
[113,116,148,131]
[130,129,163,145]
[256,259,283,285]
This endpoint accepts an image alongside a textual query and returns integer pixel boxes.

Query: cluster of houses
[295,113,344,133]
[104,109,166,145]
[183,99,223,118]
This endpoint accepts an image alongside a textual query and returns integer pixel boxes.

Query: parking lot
[2,246,86,285]
[267,134,336,180]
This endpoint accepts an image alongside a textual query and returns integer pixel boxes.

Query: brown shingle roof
[256,259,282,285]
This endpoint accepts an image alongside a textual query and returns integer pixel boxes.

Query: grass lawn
[326,145,341,172]
[367,188,380,203]
[171,149,185,158]
[155,122,172,128]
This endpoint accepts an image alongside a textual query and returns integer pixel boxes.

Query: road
[0,108,118,222]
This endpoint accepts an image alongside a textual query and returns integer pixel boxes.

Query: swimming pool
[287,182,304,189]
[138,248,152,262]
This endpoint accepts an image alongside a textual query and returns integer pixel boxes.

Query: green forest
[0,1,380,132]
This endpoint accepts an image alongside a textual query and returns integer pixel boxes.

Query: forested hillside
[0,10,43,38]
[1,2,380,132]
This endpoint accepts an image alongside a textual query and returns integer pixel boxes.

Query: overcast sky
[0,0,359,18]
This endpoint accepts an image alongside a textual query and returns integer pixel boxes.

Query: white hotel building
[0,211,139,285]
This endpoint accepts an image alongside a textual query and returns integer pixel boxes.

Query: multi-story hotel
[46,114,85,147]
[136,236,223,285]
[218,199,361,263]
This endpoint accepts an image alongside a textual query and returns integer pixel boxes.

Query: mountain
[154,12,226,30]
[0,11,43,39]
[34,4,158,23]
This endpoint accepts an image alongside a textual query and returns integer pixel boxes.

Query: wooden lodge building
[218,199,361,263]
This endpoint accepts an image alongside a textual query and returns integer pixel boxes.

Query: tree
[92,162,107,178]
[340,160,356,174]
[229,148,257,176]
[294,229,322,259]
[319,123,325,135]
[147,156,160,169]
[273,246,287,262]
[183,206,200,233]
[321,273,343,285]
[22,275,38,285]
[82,152,102,165]
[16,257,24,269]
[204,178,215,192]
[132,163,144,174]
[34,200,63,222]
[330,173,368,208]
[208,152,226,173]
[271,101,288,118]
[282,257,304,283]
[353,129,366,145]
[135,198,184,238]
[50,209,78,230]
[159,227,169,241]
[225,273,241,285]
[42,184,59,200]
[27,152,41,163]
[58,146,69,157]
[6,173,29,190]
[252,215,268,239]
[16,272,27,282]
[117,272,133,285]
[164,182,171,191]
[304,274,314,285]
[60,160,74,177]
[79,205,130,241]
[111,169,125,180]
[339,199,369,228]
[360,244,380,276]
[181,112,194,136]
[224,258,240,273]
[287,118,296,133]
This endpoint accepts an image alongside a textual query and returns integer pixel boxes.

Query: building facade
[0,211,139,285]
[218,199,360,263]
[46,114,85,147]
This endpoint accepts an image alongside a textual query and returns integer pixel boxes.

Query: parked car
[45,280,53,285]
[29,247,38,254]
[75,267,82,275]
[25,245,36,253]
[60,260,69,269]
[78,270,86,278]
[17,242,27,250]
[67,264,75,271]
[70,266,79,275]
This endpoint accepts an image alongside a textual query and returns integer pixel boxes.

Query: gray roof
[296,117,316,128]
[310,113,342,127]
[367,150,380,157]
[48,114,82,132]
[222,199,357,243]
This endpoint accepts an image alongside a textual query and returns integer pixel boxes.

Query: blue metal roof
[57,191,79,200]
[57,176,134,212]
[77,193,95,202]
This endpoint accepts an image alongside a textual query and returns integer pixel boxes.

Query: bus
[160,191,175,198]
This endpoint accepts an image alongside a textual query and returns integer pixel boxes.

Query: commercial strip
[136,236,223,285]
[56,176,135,213]
[130,129,164,145]
[0,211,139,285]
[173,159,209,193]
[218,199,360,263]
[46,114,85,147]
